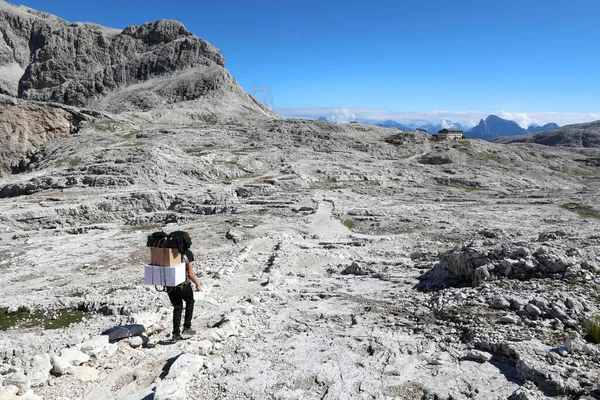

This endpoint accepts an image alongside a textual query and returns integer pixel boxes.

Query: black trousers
[167,283,194,335]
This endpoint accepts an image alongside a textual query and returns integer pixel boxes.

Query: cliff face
[0,2,225,106]
[0,1,274,116]
[0,0,277,174]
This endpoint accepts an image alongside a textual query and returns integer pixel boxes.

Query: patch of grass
[342,219,355,230]
[458,139,472,150]
[329,185,350,190]
[231,148,259,155]
[91,119,119,132]
[185,146,214,157]
[190,113,218,124]
[0,307,87,331]
[561,203,600,219]
[132,224,163,231]
[436,183,481,192]
[478,151,506,163]
[44,309,87,330]
[583,316,600,344]
[70,291,85,298]
[121,131,139,140]
[213,160,238,167]
[440,198,472,202]
[55,157,82,167]
[107,286,131,295]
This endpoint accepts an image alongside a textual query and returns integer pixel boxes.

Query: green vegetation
[0,307,88,331]
[231,148,259,155]
[342,219,355,230]
[107,286,131,295]
[132,224,163,231]
[190,113,218,124]
[583,316,600,344]
[478,151,506,163]
[55,157,82,167]
[70,291,85,298]
[440,198,472,203]
[120,131,139,140]
[213,160,238,167]
[561,203,600,219]
[436,183,481,192]
[458,139,472,150]
[91,119,120,132]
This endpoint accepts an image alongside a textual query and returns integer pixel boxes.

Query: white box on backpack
[144,263,186,286]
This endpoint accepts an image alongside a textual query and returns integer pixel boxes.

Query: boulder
[154,354,204,400]
[60,348,90,366]
[27,354,52,387]
[50,355,72,375]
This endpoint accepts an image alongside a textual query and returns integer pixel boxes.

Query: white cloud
[441,119,454,129]
[498,111,539,128]
[251,85,274,110]
[276,107,600,128]
[325,109,356,123]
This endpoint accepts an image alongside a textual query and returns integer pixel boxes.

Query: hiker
[168,232,201,341]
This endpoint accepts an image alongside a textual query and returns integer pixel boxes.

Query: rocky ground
[0,115,599,399]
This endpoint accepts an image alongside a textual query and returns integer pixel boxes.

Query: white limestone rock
[3,372,29,394]
[196,340,213,356]
[50,355,72,375]
[78,335,110,357]
[27,354,52,387]
[125,336,144,348]
[465,350,492,362]
[155,354,204,400]
[71,365,99,382]
[60,348,90,366]
[129,312,165,335]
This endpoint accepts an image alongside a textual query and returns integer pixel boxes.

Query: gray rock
[525,303,543,317]
[27,354,51,387]
[3,372,29,394]
[464,350,493,362]
[490,295,511,309]
[341,261,374,276]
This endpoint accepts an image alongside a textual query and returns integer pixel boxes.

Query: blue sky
[14,0,600,126]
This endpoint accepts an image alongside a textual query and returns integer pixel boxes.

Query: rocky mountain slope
[0,0,275,112]
[0,2,600,400]
[492,120,600,149]
[0,116,599,399]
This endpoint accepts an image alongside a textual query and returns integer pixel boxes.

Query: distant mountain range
[315,114,560,139]
[373,120,470,133]
[491,120,600,148]
[468,115,559,139]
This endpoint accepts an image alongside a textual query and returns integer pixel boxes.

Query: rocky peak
[121,20,193,45]
[0,0,229,107]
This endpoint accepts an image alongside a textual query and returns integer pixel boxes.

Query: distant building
[437,128,463,140]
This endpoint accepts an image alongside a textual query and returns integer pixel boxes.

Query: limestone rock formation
[0,0,274,118]
[492,120,600,148]
[1,2,600,400]
[0,95,102,176]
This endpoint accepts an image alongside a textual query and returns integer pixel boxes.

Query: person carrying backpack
[168,232,201,342]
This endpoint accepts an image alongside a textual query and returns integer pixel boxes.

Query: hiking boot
[171,333,183,342]
[181,328,196,338]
